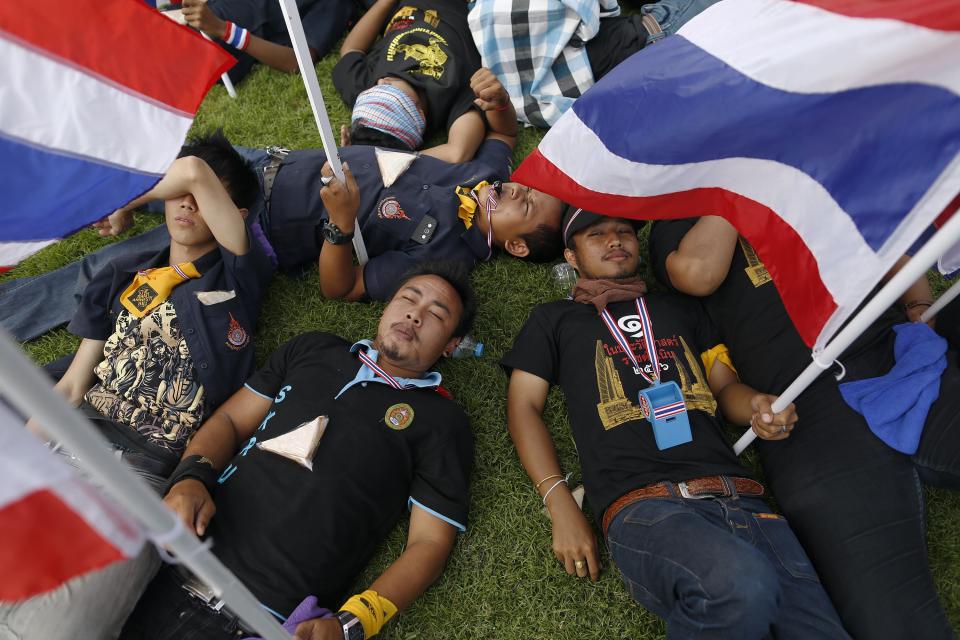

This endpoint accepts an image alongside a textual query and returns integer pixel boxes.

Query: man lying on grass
[119,261,475,640]
[502,210,850,638]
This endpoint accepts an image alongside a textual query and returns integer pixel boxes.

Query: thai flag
[513,0,960,350]
[0,398,144,601]
[0,0,234,272]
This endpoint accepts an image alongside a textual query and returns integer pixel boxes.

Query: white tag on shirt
[256,415,328,470]
[195,290,236,305]
[376,148,417,188]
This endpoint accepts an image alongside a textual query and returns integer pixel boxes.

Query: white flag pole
[732,210,960,455]
[275,0,370,264]
[199,32,238,99]
[920,278,960,323]
[0,332,290,640]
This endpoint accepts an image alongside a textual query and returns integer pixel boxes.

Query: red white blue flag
[0,0,234,272]
[0,398,145,601]
[513,0,960,350]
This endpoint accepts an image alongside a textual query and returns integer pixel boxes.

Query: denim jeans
[642,0,720,43]
[120,566,250,640]
[0,147,272,342]
[606,493,849,640]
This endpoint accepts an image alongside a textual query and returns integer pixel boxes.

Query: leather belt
[641,13,663,37]
[261,146,289,204]
[602,475,764,538]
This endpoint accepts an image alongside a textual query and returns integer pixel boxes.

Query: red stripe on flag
[514,149,836,347]
[0,489,126,601]
[792,0,960,32]
[934,192,960,228]
[0,0,234,115]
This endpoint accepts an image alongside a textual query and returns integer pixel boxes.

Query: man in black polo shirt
[502,211,848,638]
[0,134,273,640]
[120,262,475,640]
[649,216,960,639]
[332,0,517,162]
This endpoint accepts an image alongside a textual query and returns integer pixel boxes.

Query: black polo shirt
[68,237,273,411]
[267,139,512,298]
[207,332,473,615]
[332,0,481,137]
[502,297,748,520]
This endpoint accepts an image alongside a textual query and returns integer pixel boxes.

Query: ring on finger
[780,425,787,433]
[574,559,585,570]
[321,175,334,186]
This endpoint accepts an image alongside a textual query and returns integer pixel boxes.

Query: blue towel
[839,322,947,454]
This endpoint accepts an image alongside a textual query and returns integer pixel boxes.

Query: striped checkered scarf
[351,84,426,150]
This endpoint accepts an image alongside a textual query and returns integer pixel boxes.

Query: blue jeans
[643,0,720,44]
[606,493,850,640]
[0,147,272,342]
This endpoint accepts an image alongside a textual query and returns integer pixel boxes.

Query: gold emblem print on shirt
[739,237,772,288]
[594,341,645,430]
[387,28,449,79]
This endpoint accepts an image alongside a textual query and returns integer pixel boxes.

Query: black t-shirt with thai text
[501,296,748,519]
[649,218,899,393]
[207,332,473,615]
[332,0,481,136]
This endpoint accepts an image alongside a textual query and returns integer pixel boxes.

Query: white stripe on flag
[538,111,883,309]
[0,36,192,175]
[0,402,143,557]
[0,240,57,268]
[680,0,960,95]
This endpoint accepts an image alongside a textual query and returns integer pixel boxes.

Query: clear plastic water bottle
[452,334,484,358]
[552,262,578,294]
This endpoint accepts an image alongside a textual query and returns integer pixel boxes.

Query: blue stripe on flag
[0,135,160,241]
[573,36,960,252]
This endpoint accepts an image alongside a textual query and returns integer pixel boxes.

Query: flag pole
[199,32,237,98]
[275,0,370,264]
[0,332,291,640]
[920,278,960,323]
[733,210,960,455]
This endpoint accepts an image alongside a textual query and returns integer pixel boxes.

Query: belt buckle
[677,481,711,500]
[266,145,290,160]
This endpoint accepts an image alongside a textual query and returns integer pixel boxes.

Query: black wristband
[164,455,220,496]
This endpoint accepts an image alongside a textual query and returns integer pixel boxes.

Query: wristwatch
[322,221,355,245]
[336,611,365,640]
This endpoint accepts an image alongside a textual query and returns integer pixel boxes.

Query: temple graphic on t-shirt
[594,336,717,430]
[739,237,772,288]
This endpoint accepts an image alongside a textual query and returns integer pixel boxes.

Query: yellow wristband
[339,590,398,638]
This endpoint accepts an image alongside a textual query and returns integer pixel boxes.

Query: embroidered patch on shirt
[384,403,415,430]
[377,196,411,221]
[225,312,250,350]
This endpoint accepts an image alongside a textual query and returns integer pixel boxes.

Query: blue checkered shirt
[467,0,620,127]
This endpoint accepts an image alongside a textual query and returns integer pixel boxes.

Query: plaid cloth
[468,0,620,127]
[351,84,427,150]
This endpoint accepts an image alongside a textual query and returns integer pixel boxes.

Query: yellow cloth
[455,181,491,229]
[339,590,398,638]
[701,343,737,379]
[120,262,200,318]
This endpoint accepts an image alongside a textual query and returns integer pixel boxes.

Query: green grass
[5,53,959,639]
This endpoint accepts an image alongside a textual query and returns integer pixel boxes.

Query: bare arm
[163,386,272,535]
[420,68,518,162]
[55,339,107,407]
[507,370,601,581]
[317,163,368,300]
[707,360,796,441]
[340,0,396,56]
[664,216,739,296]
[180,0,306,73]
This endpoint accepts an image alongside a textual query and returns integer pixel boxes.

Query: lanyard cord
[357,348,407,390]
[599,297,661,385]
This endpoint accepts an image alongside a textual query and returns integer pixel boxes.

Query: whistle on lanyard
[638,380,692,450]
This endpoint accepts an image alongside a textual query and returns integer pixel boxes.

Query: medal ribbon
[357,348,412,391]
[599,297,661,385]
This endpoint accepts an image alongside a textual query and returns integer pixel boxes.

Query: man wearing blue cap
[332,0,517,163]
